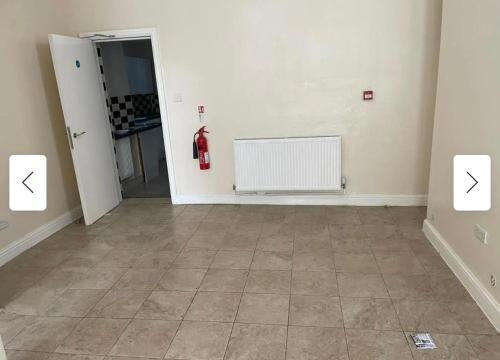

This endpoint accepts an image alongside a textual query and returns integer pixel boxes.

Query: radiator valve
[341,176,347,190]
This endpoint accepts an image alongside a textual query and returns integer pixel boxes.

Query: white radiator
[233,136,342,193]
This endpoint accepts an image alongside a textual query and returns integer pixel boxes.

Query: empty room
[0,0,499,359]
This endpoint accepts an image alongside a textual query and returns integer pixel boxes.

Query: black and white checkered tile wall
[96,44,160,132]
[132,94,160,117]
[109,96,135,130]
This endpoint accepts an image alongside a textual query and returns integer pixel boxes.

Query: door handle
[66,126,74,149]
[73,131,87,138]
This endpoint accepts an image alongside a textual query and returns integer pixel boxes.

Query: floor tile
[199,269,248,292]
[69,268,127,290]
[55,318,129,355]
[5,317,79,352]
[292,251,334,271]
[157,268,206,291]
[132,251,178,269]
[186,231,225,250]
[337,273,389,298]
[185,292,241,322]
[375,253,426,275]
[96,249,141,268]
[220,235,257,251]
[467,335,500,360]
[5,202,498,360]
[328,212,361,225]
[398,225,428,241]
[88,289,150,319]
[5,351,52,360]
[172,248,217,269]
[394,300,462,333]
[329,224,367,240]
[113,269,164,290]
[332,237,372,254]
[135,291,194,320]
[429,274,474,303]
[4,286,67,316]
[406,333,478,360]
[448,301,498,335]
[358,211,394,225]
[224,323,286,360]
[360,224,398,240]
[165,321,232,359]
[345,329,412,360]
[38,268,89,289]
[291,271,338,296]
[416,255,453,275]
[384,274,435,300]
[109,319,179,358]
[45,289,106,317]
[49,355,103,360]
[0,311,36,344]
[409,241,438,256]
[256,234,293,253]
[210,251,254,270]
[244,270,291,294]
[294,237,332,252]
[286,326,348,360]
[251,251,291,271]
[289,295,342,327]
[0,263,49,289]
[236,293,289,325]
[370,236,412,254]
[334,254,379,273]
[341,298,400,330]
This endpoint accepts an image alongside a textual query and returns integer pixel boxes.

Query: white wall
[427,0,500,307]
[0,0,81,251]
[61,0,442,201]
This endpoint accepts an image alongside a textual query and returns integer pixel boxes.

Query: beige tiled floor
[1,199,498,360]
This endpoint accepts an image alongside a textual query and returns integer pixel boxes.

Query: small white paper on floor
[411,333,437,349]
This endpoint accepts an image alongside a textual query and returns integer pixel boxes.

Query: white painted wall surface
[427,0,500,304]
[62,0,443,199]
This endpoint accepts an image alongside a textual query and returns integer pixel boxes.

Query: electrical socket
[491,274,496,287]
[474,224,488,244]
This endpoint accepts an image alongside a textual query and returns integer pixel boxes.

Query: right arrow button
[466,171,478,194]
[454,155,491,211]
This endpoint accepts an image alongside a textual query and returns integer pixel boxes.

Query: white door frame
[79,28,178,201]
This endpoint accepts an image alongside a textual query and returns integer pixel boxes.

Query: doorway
[49,29,176,225]
[97,39,170,199]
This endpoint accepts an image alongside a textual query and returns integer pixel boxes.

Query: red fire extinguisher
[193,126,210,170]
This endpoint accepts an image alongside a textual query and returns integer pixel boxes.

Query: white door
[49,34,121,225]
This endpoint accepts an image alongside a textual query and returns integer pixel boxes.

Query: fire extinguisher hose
[192,132,199,159]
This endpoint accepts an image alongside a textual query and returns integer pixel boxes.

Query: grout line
[160,207,209,359]
[328,217,351,360]
[284,207,297,360]
[221,210,263,360]
[372,225,416,360]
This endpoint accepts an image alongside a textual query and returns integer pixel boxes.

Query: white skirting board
[0,207,83,267]
[173,194,427,206]
[423,219,500,332]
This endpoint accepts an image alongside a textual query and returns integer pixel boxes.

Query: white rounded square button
[453,155,491,211]
[9,155,47,211]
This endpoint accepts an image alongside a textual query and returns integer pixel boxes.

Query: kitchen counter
[114,115,161,139]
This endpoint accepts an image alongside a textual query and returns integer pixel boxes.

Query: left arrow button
[22,171,35,193]
[9,155,47,211]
